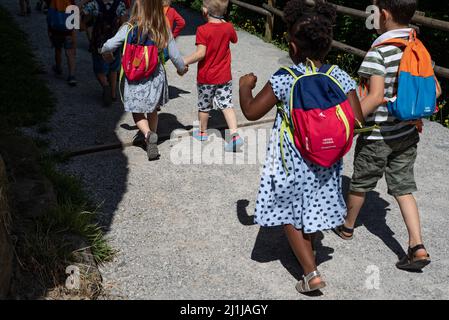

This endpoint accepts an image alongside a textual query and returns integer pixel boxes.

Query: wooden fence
[229,0,449,79]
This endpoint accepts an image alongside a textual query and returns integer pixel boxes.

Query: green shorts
[350,131,419,196]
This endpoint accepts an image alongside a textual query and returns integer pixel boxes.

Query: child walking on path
[184,0,243,152]
[163,0,186,39]
[163,0,186,62]
[47,0,77,86]
[334,0,440,271]
[101,0,187,160]
[82,0,128,106]
[239,0,363,293]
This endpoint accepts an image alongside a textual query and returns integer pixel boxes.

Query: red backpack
[279,60,355,171]
[119,24,160,99]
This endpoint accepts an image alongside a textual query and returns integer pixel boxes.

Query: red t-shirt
[196,22,238,85]
[165,6,186,38]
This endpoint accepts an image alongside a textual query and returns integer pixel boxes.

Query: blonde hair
[203,0,229,16]
[129,0,170,48]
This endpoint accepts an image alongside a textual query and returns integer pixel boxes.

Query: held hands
[177,64,189,76]
[239,73,258,90]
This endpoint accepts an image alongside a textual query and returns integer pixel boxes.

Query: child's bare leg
[284,225,322,286]
[133,113,150,137]
[198,111,209,133]
[147,110,158,133]
[109,71,118,99]
[222,107,238,135]
[55,48,62,69]
[345,191,366,228]
[396,194,427,257]
[96,73,109,87]
[65,48,76,76]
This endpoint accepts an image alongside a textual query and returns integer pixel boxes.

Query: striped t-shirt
[358,40,416,140]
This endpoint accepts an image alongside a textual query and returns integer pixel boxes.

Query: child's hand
[102,51,114,63]
[239,73,258,90]
[177,65,189,76]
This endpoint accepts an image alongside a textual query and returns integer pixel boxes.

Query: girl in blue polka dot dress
[239,0,363,294]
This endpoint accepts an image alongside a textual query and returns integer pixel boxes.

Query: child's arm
[435,76,442,99]
[239,74,279,121]
[171,9,186,38]
[230,25,238,44]
[347,90,365,126]
[360,75,385,118]
[184,45,206,65]
[100,24,129,56]
[167,37,187,75]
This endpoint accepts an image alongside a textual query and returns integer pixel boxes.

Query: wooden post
[265,0,275,41]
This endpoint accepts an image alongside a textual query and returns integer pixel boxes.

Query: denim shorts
[92,51,121,75]
[350,131,420,196]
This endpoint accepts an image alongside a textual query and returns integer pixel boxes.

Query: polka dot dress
[254,63,357,234]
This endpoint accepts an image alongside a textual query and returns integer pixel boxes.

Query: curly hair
[283,0,337,63]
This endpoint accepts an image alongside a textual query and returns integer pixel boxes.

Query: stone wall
[0,155,13,299]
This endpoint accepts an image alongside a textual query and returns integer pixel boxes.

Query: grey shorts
[197,81,233,112]
[350,131,420,197]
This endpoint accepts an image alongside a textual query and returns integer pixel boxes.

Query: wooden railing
[229,0,449,79]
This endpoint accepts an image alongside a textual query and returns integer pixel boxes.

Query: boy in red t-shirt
[184,0,243,152]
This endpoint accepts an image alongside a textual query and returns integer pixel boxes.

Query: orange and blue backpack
[374,30,437,120]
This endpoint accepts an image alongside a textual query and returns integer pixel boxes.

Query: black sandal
[396,244,431,271]
[333,224,354,240]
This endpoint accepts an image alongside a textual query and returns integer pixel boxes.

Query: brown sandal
[333,224,354,240]
[396,244,431,271]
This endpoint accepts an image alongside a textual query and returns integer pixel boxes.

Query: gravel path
[4,1,449,299]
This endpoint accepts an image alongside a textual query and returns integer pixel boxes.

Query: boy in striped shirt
[335,0,435,271]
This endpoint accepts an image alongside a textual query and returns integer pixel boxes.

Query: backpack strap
[319,64,337,75]
[119,23,135,103]
[280,67,302,80]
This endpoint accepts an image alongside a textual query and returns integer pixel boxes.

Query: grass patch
[0,5,114,298]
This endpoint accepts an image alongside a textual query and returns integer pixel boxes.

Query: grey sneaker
[67,75,77,86]
[146,132,160,161]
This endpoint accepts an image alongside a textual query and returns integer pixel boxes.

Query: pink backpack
[279,61,355,171]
